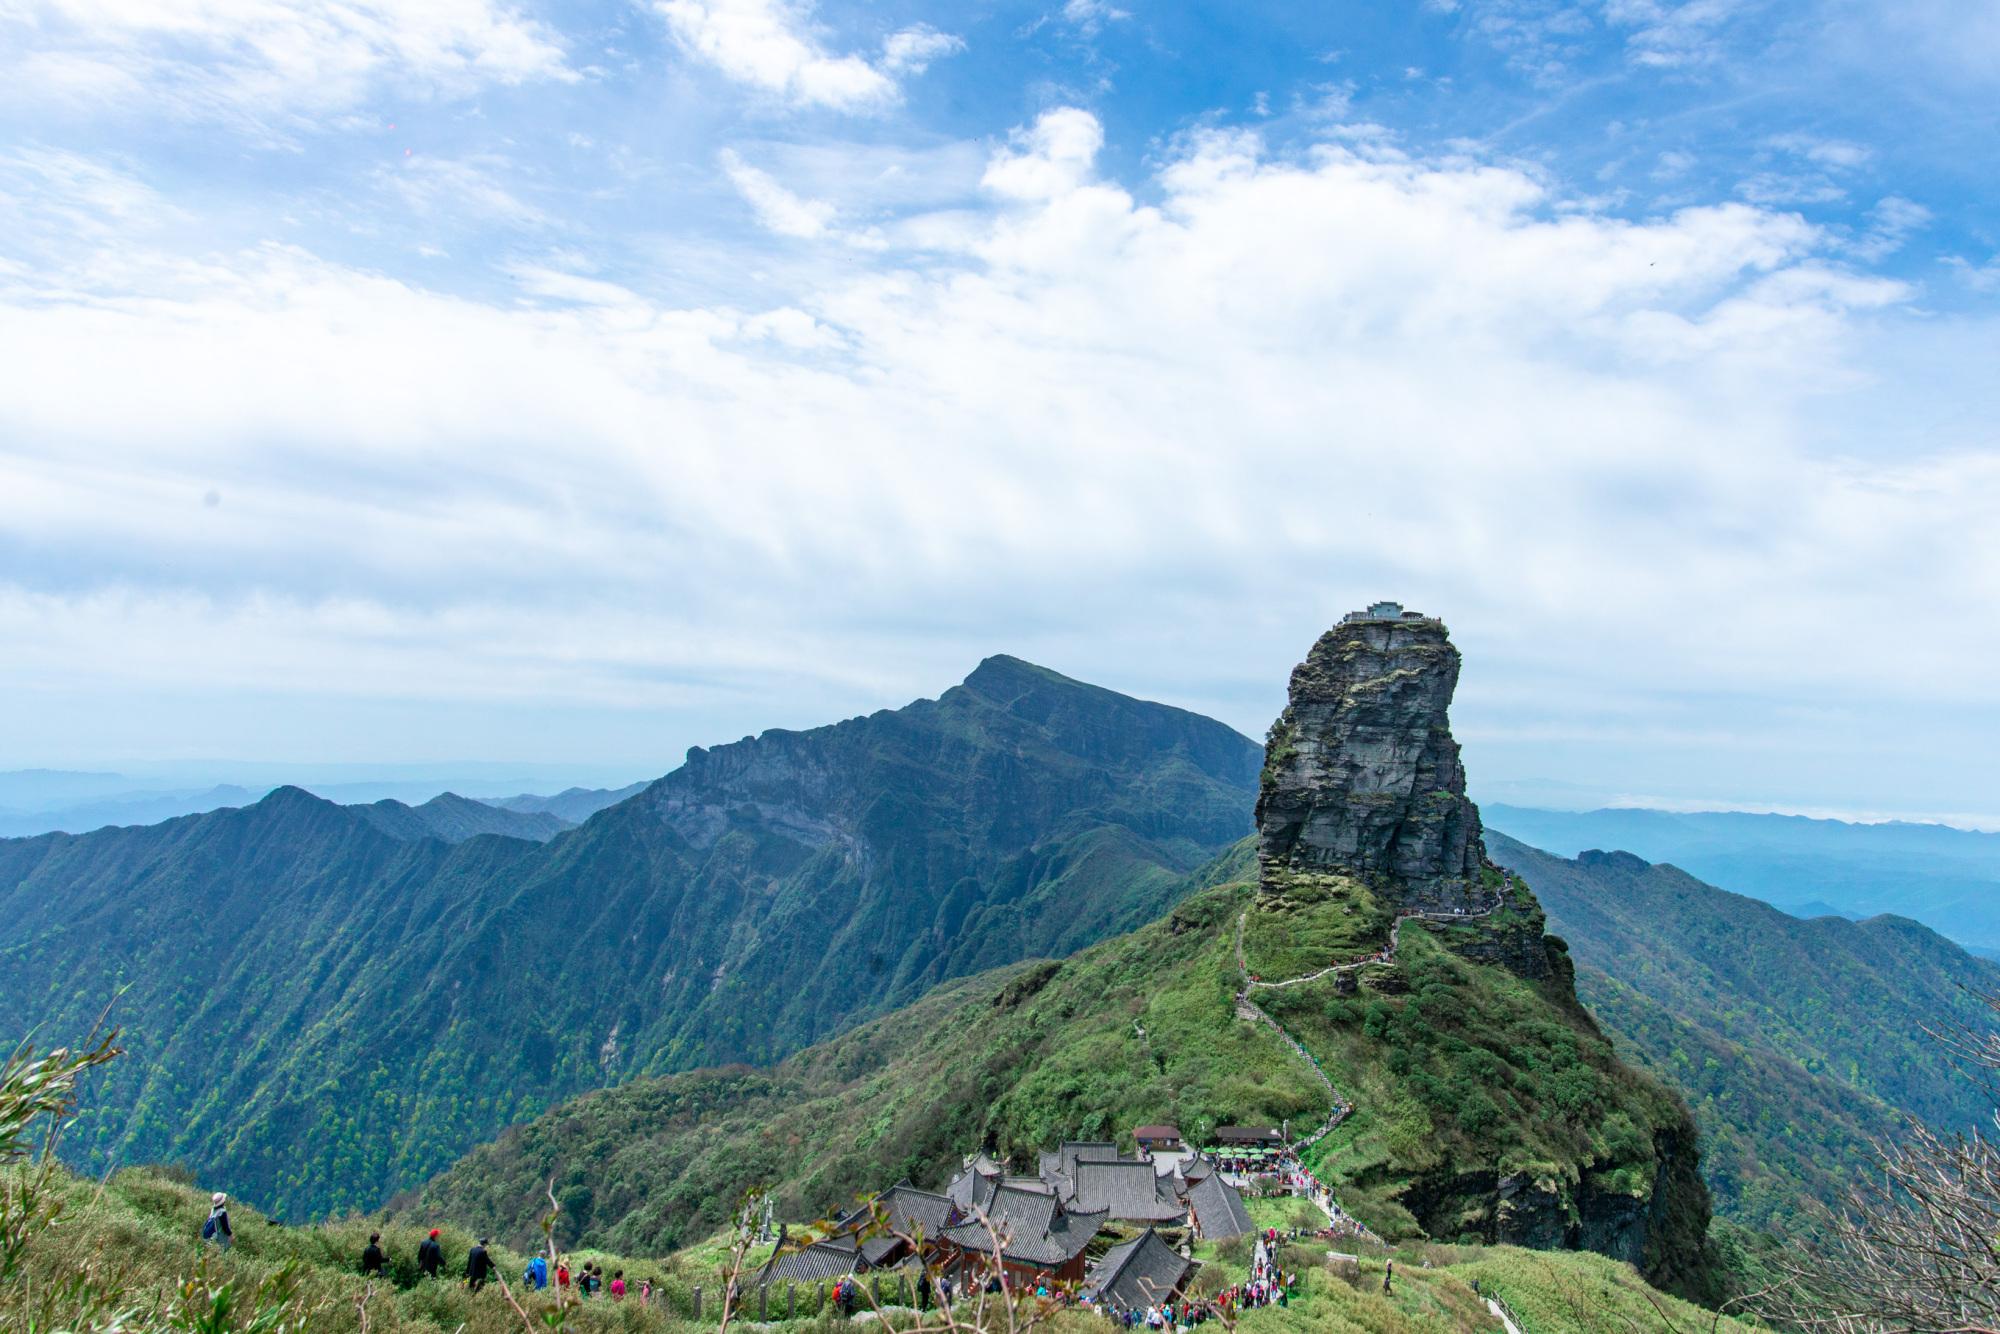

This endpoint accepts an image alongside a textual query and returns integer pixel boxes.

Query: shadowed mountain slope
[1490,831,2000,1234]
[0,656,1260,1219]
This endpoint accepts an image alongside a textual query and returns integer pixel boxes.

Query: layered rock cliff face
[1253,609,1550,977]
[1250,608,1718,1300]
[1256,612,1486,907]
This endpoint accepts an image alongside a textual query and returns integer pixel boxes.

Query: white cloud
[655,0,958,110]
[0,110,1993,808]
[381,155,548,230]
[1765,133,1872,170]
[1062,0,1131,32]
[1607,0,1746,67]
[879,25,962,75]
[720,148,836,237]
[1848,194,1930,261]
[980,107,1104,200]
[0,0,571,127]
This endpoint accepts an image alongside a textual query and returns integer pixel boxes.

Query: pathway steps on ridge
[1229,891,1506,1235]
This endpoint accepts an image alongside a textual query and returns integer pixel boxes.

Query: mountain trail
[1230,892,1505,1229]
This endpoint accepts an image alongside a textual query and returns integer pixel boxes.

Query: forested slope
[1,656,1260,1219]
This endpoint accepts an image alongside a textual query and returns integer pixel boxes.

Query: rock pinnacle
[1256,603,1488,907]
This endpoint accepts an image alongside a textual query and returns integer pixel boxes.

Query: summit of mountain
[420,611,1719,1301]
[7,659,1261,1219]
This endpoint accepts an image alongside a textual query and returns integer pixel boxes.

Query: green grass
[1240,873,1391,980]
[8,1162,1757,1334]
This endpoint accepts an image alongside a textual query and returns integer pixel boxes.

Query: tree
[1762,992,2000,1332]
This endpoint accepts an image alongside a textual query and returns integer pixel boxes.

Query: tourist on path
[417,1229,444,1278]
[524,1254,548,1290]
[611,1270,626,1300]
[203,1193,233,1250]
[361,1233,386,1277]
[466,1238,495,1292]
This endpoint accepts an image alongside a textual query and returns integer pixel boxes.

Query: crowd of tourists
[335,1224,658,1304]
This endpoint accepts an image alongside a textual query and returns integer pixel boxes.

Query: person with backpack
[361,1233,386,1277]
[417,1229,444,1278]
[202,1193,233,1250]
[525,1254,548,1290]
[466,1238,495,1292]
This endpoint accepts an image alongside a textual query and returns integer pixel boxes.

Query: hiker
[201,1193,233,1250]
[466,1238,495,1292]
[1382,1259,1393,1294]
[525,1254,548,1290]
[589,1262,604,1297]
[917,1271,932,1310]
[557,1259,571,1292]
[639,1277,653,1307]
[417,1229,444,1278]
[361,1232,386,1277]
[610,1270,626,1300]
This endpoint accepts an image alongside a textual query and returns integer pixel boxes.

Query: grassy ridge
[416,863,1710,1304]
[7,1163,1755,1334]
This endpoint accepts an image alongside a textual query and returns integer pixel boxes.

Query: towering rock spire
[1256,604,1488,907]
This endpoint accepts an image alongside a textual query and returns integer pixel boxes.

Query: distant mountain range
[1485,803,2000,950]
[1490,832,2000,1235]
[1,656,1259,1219]
[481,783,649,823]
[0,772,649,839]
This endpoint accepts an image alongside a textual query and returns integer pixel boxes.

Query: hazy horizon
[4,1,1996,832]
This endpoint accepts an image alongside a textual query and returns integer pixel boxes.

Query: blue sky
[1,0,1996,823]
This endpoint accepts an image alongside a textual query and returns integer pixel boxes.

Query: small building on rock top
[1341,600,1431,624]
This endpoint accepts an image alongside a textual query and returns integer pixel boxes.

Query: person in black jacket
[361,1233,386,1277]
[417,1229,444,1278]
[466,1239,495,1292]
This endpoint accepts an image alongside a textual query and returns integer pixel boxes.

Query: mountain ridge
[7,658,1260,1219]
[1489,830,2000,1234]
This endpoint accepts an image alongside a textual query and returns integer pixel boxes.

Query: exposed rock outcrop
[1255,608,1486,909]
[1251,606,1719,1299]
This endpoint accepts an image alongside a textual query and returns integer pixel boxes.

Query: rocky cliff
[1256,611,1486,905]
[1253,607,1548,976]
[1247,607,1717,1299]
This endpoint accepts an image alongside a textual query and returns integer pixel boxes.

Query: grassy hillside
[3,656,1259,1220]
[415,856,1713,1298]
[6,1161,1757,1334]
[1491,832,2000,1234]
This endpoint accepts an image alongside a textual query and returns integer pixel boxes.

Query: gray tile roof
[946,1159,1007,1213]
[1060,1141,1120,1178]
[837,1183,962,1264]
[1084,1229,1197,1311]
[1187,1174,1255,1241]
[940,1183,1105,1268]
[759,1235,863,1284]
[1069,1161,1186,1223]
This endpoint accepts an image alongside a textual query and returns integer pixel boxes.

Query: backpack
[202,1214,217,1241]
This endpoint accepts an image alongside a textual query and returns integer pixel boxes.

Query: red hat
[429,1229,440,1238]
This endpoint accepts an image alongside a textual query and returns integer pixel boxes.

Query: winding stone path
[1228,892,1507,1220]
